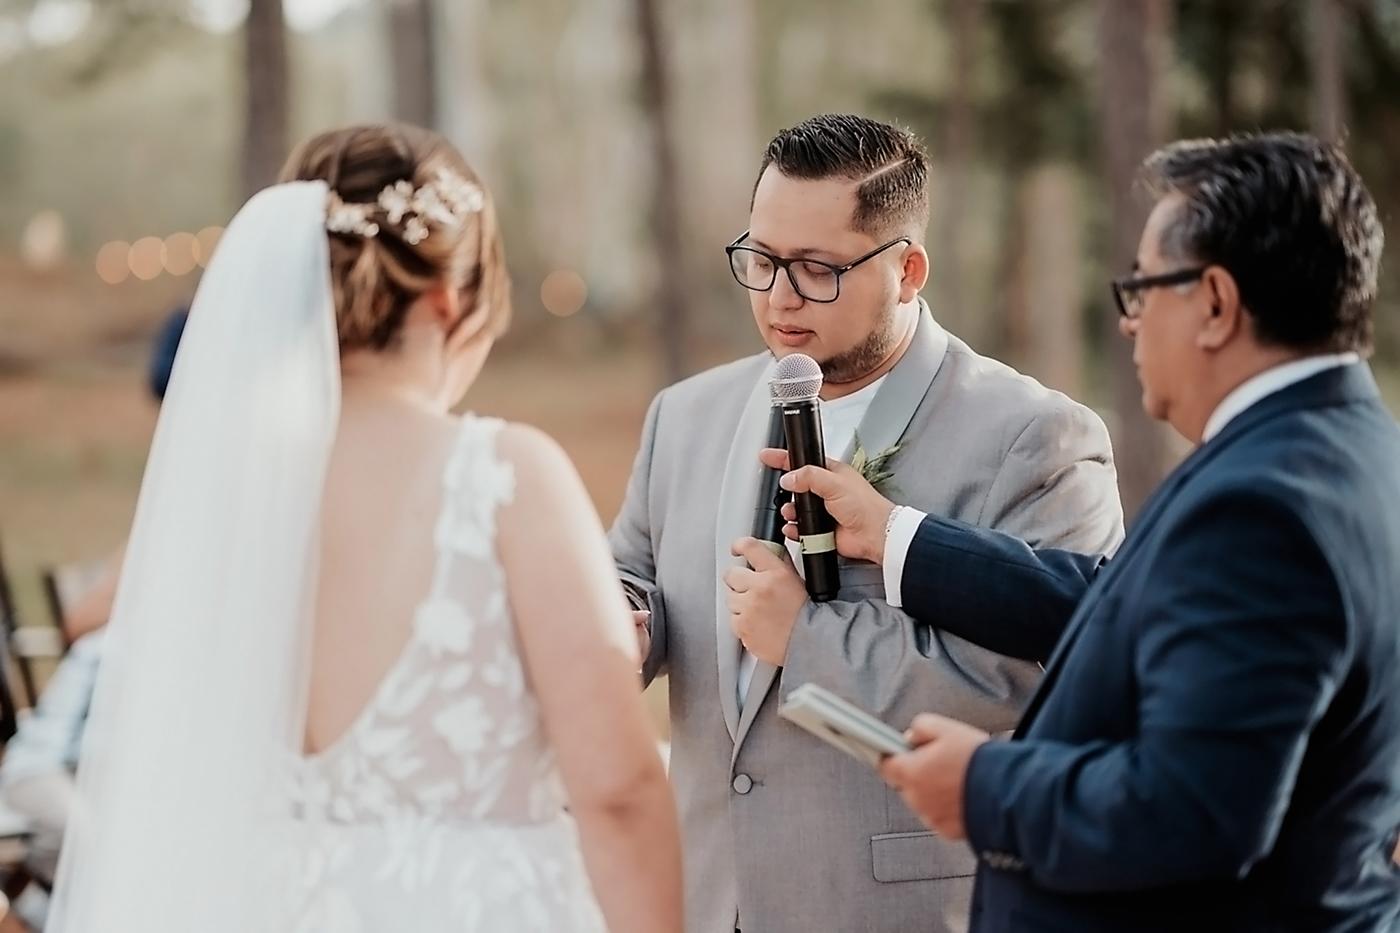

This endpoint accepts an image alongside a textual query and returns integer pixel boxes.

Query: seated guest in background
[0,632,103,883]
[0,306,188,902]
[771,132,1400,932]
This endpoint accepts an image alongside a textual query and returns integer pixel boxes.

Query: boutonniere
[850,432,902,496]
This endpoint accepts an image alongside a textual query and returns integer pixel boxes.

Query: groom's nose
[769,269,805,310]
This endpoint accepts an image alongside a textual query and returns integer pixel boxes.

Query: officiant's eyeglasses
[1111,266,1206,319]
[725,231,911,304]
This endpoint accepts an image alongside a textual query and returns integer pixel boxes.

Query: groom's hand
[724,537,808,666]
[633,610,652,671]
[759,448,895,565]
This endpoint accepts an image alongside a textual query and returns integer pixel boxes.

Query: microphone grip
[750,405,788,557]
[782,400,840,602]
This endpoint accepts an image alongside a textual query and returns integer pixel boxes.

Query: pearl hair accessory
[324,167,485,245]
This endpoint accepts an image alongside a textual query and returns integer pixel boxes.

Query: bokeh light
[95,241,131,285]
[194,226,224,268]
[128,236,165,281]
[20,210,67,272]
[540,269,588,317]
[163,232,198,276]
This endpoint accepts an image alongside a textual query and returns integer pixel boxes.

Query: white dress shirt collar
[1201,353,1360,443]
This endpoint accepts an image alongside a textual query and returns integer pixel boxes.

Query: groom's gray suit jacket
[609,307,1124,933]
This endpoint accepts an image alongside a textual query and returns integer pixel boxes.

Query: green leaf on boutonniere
[850,444,868,477]
[851,431,903,496]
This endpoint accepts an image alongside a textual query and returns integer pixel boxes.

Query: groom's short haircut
[754,114,931,242]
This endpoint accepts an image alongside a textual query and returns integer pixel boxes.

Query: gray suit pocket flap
[871,831,977,883]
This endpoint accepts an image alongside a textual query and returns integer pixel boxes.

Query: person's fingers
[758,447,791,471]
[825,457,859,476]
[879,752,914,788]
[722,565,756,593]
[731,536,788,571]
[906,713,952,745]
[779,465,846,501]
[727,595,747,634]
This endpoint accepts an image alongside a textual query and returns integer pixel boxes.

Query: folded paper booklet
[778,682,911,768]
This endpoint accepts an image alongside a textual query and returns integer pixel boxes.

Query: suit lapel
[1011,467,1184,736]
[713,358,778,743]
[731,302,949,755]
[732,661,778,760]
[1011,409,1270,736]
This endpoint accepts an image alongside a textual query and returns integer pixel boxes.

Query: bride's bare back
[305,399,456,755]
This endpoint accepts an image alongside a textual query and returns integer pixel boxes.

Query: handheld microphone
[769,354,840,602]
[750,403,789,557]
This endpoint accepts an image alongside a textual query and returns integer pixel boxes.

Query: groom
[609,113,1124,933]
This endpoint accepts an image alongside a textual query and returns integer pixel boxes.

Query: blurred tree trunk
[935,0,982,336]
[1308,0,1348,141]
[388,0,439,129]
[988,1,1085,393]
[1098,0,1174,520]
[1006,165,1083,397]
[437,0,495,175]
[1205,0,1242,134]
[242,0,289,197]
[672,0,759,344]
[632,0,690,384]
[1000,178,1031,368]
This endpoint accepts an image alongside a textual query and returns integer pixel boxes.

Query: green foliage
[851,432,902,496]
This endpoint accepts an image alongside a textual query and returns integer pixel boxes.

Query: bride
[46,124,682,932]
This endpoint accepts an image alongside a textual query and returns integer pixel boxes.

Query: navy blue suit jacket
[902,364,1400,932]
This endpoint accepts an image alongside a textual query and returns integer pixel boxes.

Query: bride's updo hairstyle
[279,124,511,352]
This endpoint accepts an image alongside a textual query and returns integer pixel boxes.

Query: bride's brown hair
[279,124,511,352]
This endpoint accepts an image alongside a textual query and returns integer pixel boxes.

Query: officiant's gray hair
[280,123,511,352]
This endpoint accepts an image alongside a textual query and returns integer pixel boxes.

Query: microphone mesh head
[769,353,823,402]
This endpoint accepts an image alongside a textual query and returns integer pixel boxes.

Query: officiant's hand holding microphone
[757,448,897,565]
[757,440,991,840]
[725,353,843,666]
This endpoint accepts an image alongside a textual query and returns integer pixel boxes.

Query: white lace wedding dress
[286,416,606,932]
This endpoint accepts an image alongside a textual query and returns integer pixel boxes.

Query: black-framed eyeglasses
[725,230,911,303]
[1111,266,1207,319]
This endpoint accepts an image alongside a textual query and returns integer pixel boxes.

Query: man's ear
[1197,265,1243,351]
[899,242,930,303]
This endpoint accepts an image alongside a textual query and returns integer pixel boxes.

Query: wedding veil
[47,181,341,931]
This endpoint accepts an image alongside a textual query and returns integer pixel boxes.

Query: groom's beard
[772,301,901,387]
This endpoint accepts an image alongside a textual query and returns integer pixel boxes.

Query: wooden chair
[0,538,27,736]
[0,535,41,914]
[0,549,78,711]
[41,559,105,652]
